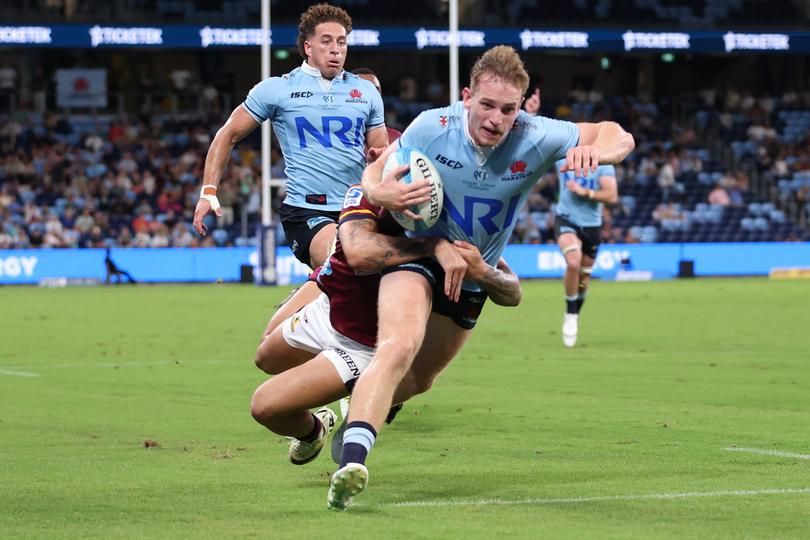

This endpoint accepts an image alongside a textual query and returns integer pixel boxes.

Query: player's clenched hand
[452,240,488,282]
[434,239,467,303]
[369,164,432,220]
[193,198,222,236]
[559,145,599,178]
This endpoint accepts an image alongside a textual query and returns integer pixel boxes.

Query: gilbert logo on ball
[382,148,444,231]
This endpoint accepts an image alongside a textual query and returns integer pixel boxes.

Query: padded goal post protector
[257,224,277,286]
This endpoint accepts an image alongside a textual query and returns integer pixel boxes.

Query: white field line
[386,487,810,509]
[0,369,41,377]
[725,447,810,460]
[0,360,228,371]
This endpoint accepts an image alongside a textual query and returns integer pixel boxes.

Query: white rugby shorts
[281,293,375,384]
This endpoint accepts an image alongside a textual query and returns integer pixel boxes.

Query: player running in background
[192,4,388,269]
[555,159,617,347]
[328,45,635,510]
[250,185,520,465]
[254,66,401,369]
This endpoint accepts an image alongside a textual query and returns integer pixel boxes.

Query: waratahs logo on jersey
[502,160,532,182]
[345,88,367,103]
[509,161,527,174]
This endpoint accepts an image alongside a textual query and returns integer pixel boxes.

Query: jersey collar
[462,108,502,167]
[301,61,345,91]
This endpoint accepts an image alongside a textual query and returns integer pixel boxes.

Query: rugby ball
[382,148,443,231]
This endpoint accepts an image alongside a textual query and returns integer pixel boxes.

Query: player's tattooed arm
[340,218,439,273]
[453,241,522,306]
[479,259,522,307]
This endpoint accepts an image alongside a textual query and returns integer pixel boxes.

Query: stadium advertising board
[1,243,808,285]
[1,24,808,54]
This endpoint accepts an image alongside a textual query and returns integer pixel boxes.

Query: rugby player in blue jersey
[327,45,635,510]
[555,160,618,347]
[193,4,389,269]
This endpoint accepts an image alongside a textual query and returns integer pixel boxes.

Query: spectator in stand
[708,183,731,206]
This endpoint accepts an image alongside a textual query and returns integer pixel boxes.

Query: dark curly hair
[297,3,353,60]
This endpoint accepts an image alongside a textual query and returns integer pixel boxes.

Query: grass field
[2,278,809,539]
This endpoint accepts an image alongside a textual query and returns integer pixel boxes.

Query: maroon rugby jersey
[315,184,403,347]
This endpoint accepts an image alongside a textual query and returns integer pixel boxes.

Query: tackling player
[250,185,520,465]
[328,45,634,510]
[192,4,389,269]
[555,159,618,347]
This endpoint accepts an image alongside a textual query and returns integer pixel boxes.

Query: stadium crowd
[1,85,809,250]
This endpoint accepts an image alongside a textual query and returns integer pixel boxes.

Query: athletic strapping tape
[199,184,221,211]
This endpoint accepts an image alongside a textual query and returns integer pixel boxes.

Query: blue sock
[340,421,377,468]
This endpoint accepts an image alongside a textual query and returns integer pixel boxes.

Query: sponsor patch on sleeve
[342,185,363,209]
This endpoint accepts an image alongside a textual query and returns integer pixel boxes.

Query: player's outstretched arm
[453,241,522,306]
[339,218,440,273]
[193,106,259,236]
[576,121,635,166]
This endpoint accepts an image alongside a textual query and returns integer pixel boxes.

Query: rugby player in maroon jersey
[249,184,521,466]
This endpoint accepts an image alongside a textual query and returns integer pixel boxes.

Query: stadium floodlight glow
[622,31,690,51]
[0,26,52,44]
[199,26,270,48]
[519,30,589,50]
[414,28,485,49]
[347,29,380,47]
[723,32,790,52]
[88,25,162,47]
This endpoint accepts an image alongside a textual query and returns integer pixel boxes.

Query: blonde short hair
[469,45,530,94]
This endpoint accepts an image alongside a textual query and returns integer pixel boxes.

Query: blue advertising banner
[2,24,809,54]
[0,243,808,285]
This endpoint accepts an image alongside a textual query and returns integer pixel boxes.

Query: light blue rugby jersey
[242,66,385,211]
[398,101,580,281]
[555,160,616,227]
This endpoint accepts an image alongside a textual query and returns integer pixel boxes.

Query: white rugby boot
[327,462,369,511]
[288,407,337,465]
[562,313,579,348]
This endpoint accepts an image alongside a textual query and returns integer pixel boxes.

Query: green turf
[1,278,809,539]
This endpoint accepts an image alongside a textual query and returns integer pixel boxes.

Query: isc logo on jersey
[383,148,443,232]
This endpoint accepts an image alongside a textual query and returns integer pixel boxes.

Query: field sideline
[2,278,809,539]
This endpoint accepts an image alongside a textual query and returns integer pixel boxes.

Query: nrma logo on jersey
[444,194,522,235]
[295,116,365,149]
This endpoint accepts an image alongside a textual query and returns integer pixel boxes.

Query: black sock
[576,297,586,312]
[299,413,322,443]
[566,298,578,314]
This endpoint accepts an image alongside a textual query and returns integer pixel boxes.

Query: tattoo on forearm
[358,234,434,271]
[480,266,521,305]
